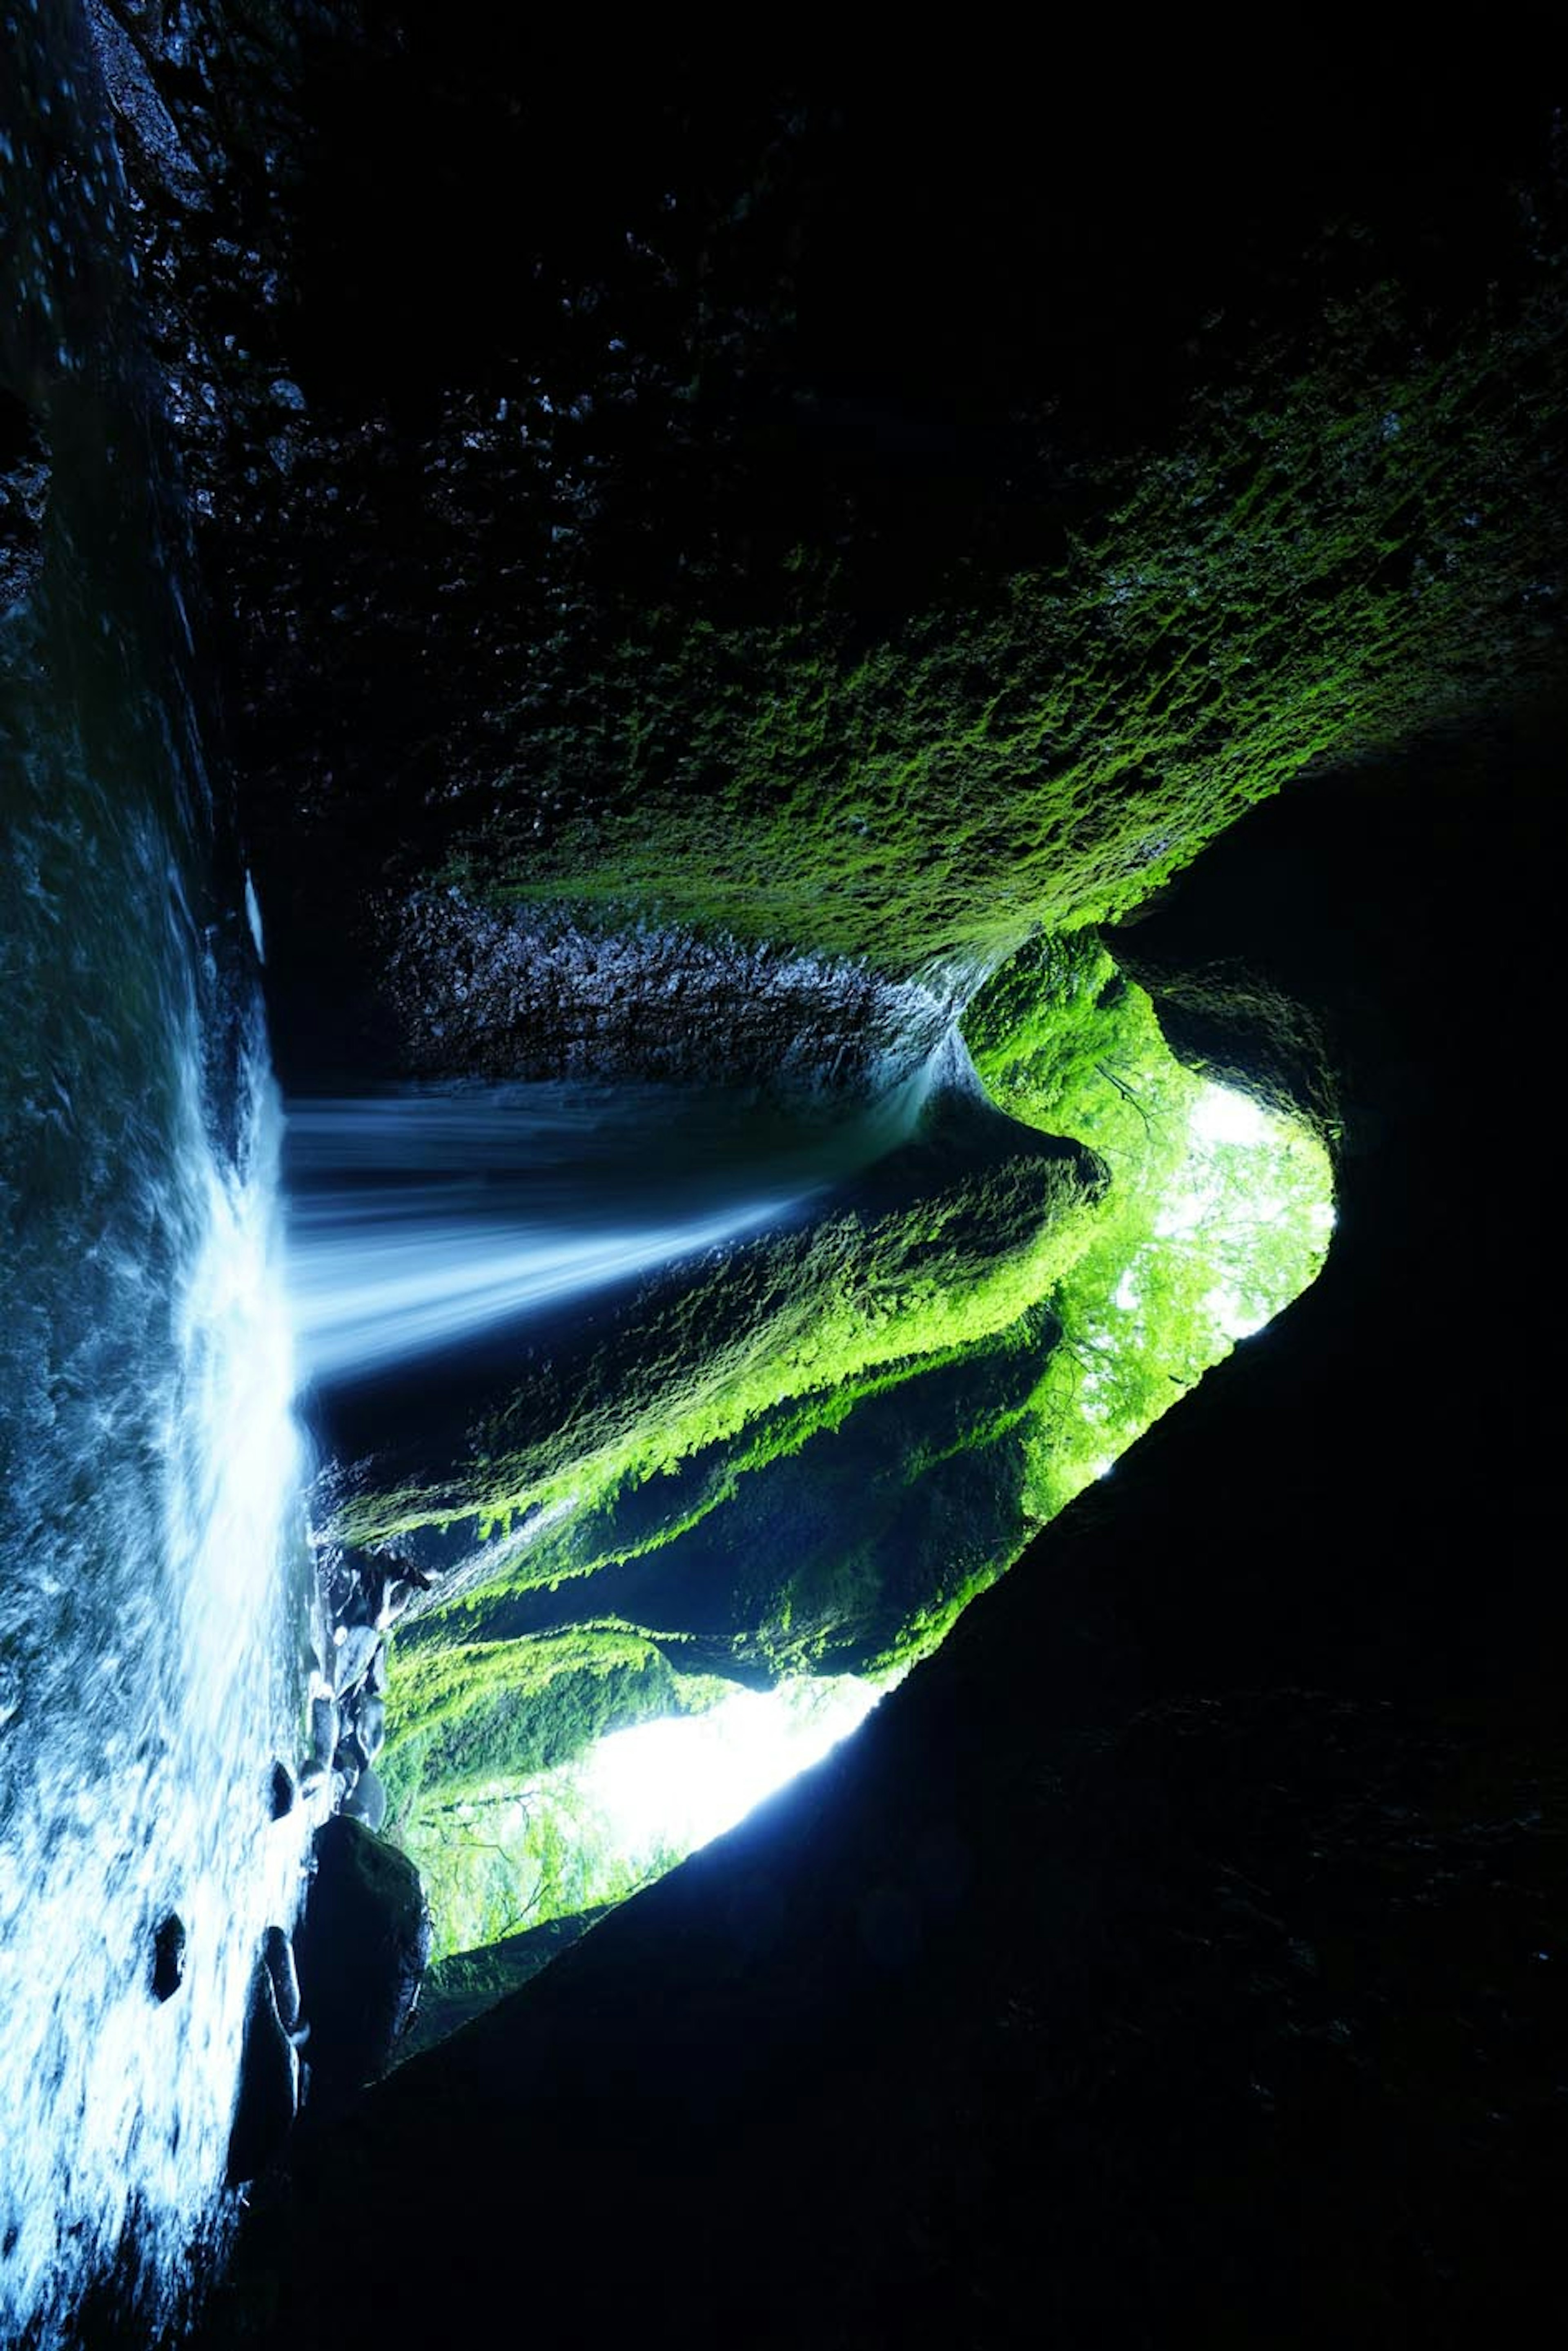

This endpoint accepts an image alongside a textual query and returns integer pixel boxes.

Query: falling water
[2,23,314,2343]
[284,1064,937,1388]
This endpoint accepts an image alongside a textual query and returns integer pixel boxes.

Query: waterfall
[0,993,313,2347]
[1,20,315,2340]
[284,1060,939,1389]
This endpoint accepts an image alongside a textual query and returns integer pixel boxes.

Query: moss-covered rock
[380,1623,682,1817]
[340,1060,1104,1562]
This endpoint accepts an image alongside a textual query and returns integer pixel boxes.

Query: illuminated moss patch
[1020,1072,1333,1519]
[448,268,1566,977]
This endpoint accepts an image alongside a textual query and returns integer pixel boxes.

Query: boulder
[342,1767,387,1832]
[330,1621,380,1697]
[291,1816,430,2107]
[308,1692,339,1768]
[262,1923,301,2036]
[225,1958,299,2185]
[151,1911,185,2002]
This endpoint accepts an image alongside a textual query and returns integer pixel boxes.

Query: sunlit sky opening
[1027,1071,1336,1520]
[579,1675,889,1867]
[1187,1082,1270,1148]
[410,1672,896,1959]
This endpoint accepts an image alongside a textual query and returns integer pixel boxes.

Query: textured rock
[225,1959,298,2186]
[291,1816,430,2106]
[341,1767,387,1832]
[0,394,48,613]
[150,1911,185,2003]
[383,891,966,1093]
[262,1924,301,2037]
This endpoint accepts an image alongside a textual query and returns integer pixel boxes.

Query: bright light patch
[243,868,266,963]
[407,1672,894,1959]
[580,1676,886,1866]
[1188,1081,1270,1146]
[1025,1060,1336,1523]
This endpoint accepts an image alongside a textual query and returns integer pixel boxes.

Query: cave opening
[343,968,1336,2016]
[4,20,1563,2343]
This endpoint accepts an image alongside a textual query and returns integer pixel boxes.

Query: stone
[292,1817,430,2107]
[270,1759,297,1820]
[151,1912,185,2002]
[331,1621,380,1696]
[225,1956,299,2185]
[309,1692,339,1767]
[263,1923,301,2035]
[342,1767,387,1832]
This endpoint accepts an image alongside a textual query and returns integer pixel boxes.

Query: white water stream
[2,26,317,2337]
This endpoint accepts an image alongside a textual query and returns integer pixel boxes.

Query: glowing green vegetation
[402,1674,887,1959]
[377,1623,695,1816]
[452,274,1566,975]
[964,932,1334,1522]
[1022,1072,1333,1518]
[339,1113,1105,1562]
[367,1112,1106,1861]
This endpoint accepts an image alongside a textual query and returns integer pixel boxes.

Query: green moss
[380,1622,682,1821]
[963,933,1172,1146]
[964,937,1336,1520]
[336,1113,1105,1567]
[446,276,1565,974]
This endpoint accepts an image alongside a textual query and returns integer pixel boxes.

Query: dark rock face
[394,1903,613,2065]
[382,889,966,1095]
[291,1816,430,2109]
[225,1957,298,2187]
[0,392,49,612]
[150,1910,185,2003]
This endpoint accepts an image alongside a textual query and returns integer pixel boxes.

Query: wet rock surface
[225,1958,298,2187]
[150,1911,185,2003]
[290,1816,430,2111]
[0,393,49,613]
[383,890,966,1095]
